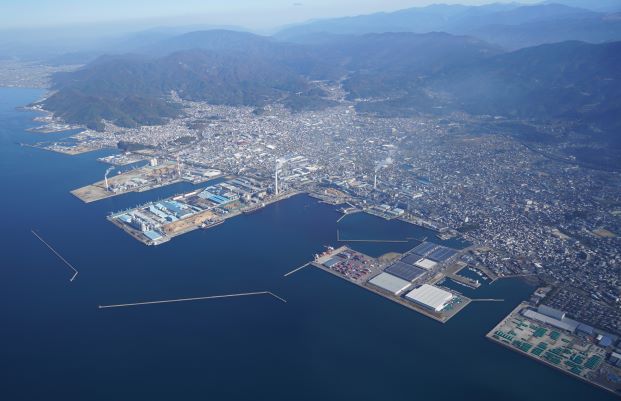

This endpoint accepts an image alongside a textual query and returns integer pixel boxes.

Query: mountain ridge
[40,30,621,160]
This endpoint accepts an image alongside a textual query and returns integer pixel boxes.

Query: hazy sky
[2,0,543,30]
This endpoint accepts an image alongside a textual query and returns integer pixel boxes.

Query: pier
[444,273,481,289]
[470,298,505,302]
[336,208,361,223]
[493,273,537,282]
[284,263,309,277]
[31,230,79,281]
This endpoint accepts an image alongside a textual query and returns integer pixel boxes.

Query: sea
[0,87,616,400]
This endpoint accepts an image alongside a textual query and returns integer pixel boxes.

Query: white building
[414,258,437,270]
[406,284,453,312]
[368,272,412,295]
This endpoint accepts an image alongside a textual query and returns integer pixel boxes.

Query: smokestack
[104,167,114,191]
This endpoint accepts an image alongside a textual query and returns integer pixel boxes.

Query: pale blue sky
[1,0,541,30]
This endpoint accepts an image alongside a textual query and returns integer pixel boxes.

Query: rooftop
[368,272,412,295]
[406,284,453,312]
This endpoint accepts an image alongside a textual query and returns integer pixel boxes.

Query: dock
[444,272,481,289]
[336,208,361,223]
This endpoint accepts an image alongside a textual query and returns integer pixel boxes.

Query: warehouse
[385,261,426,282]
[522,309,579,333]
[144,230,162,241]
[323,257,342,269]
[427,246,458,262]
[411,242,438,256]
[405,284,453,312]
[368,272,412,295]
[401,253,423,265]
[537,305,566,320]
[414,258,437,270]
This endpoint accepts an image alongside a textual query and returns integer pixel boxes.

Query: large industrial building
[405,284,453,312]
[401,253,422,265]
[414,258,437,270]
[427,246,458,262]
[522,305,601,336]
[522,309,579,333]
[411,242,438,256]
[537,304,566,320]
[368,272,412,295]
[385,261,426,282]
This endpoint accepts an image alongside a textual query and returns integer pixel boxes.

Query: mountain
[42,31,496,129]
[465,9,621,49]
[351,39,621,164]
[136,30,341,79]
[436,41,621,122]
[42,31,337,130]
[42,29,621,166]
[549,0,621,12]
[275,3,517,39]
[137,29,273,56]
[346,38,621,118]
[275,3,621,50]
[329,32,500,103]
[44,90,180,131]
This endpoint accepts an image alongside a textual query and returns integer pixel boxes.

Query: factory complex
[109,176,295,245]
[71,158,222,203]
[488,302,621,395]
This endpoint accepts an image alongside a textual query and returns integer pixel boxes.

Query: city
[28,89,620,320]
[24,80,621,393]
[2,0,621,399]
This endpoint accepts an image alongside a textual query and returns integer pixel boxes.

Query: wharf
[309,246,471,323]
[23,141,110,155]
[72,163,221,203]
[440,263,482,289]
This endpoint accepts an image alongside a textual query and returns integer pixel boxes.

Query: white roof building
[414,258,437,270]
[406,284,453,312]
[368,273,412,295]
[522,309,579,333]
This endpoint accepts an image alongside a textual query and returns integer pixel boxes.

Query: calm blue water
[0,88,616,401]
